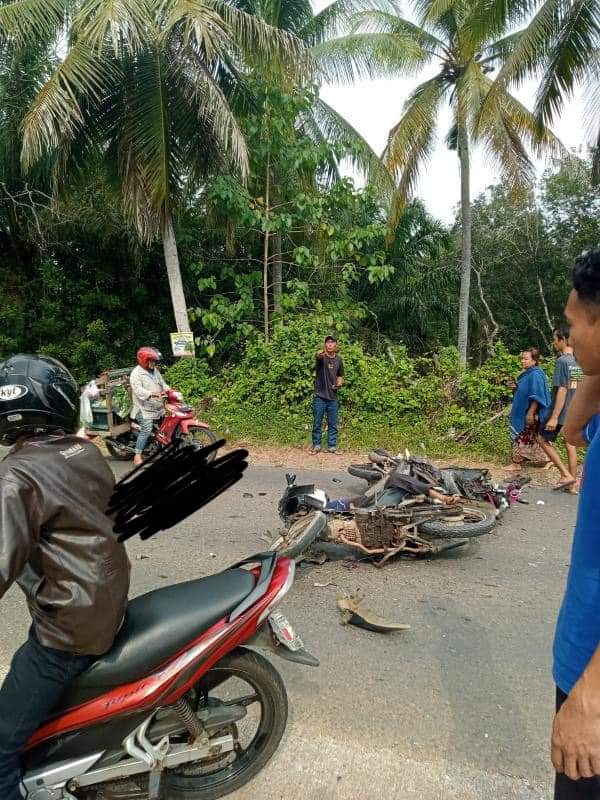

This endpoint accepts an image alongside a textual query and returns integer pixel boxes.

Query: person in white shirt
[129,347,169,466]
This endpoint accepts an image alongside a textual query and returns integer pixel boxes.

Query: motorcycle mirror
[286,473,296,486]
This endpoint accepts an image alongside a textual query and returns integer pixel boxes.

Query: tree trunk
[272,232,283,314]
[162,217,191,333]
[537,274,554,333]
[474,266,499,357]
[457,123,472,367]
[263,152,271,341]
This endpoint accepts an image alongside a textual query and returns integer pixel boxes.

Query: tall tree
[0,0,304,332]
[318,0,561,364]
[480,0,600,179]
[233,0,395,323]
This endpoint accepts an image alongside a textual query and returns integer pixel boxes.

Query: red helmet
[136,347,162,370]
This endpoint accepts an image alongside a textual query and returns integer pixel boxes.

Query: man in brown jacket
[0,354,130,800]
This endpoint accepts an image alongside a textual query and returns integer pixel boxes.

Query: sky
[314,3,590,222]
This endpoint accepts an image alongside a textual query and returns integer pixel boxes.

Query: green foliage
[466,152,600,360]
[172,313,524,460]
[189,82,394,360]
[163,358,215,403]
[0,182,173,382]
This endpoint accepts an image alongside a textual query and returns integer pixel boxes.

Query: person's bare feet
[553,476,577,491]
[133,454,143,467]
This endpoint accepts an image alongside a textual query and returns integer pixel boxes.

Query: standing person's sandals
[309,446,321,454]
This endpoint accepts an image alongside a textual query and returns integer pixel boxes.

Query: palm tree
[353,200,454,351]
[479,0,600,180]
[0,0,304,332]
[316,0,562,364]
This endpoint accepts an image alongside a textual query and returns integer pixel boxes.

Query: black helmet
[0,354,79,445]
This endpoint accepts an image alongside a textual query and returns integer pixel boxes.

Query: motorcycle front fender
[177,419,211,435]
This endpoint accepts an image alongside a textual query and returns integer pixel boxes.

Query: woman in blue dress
[507,348,576,486]
[510,349,550,439]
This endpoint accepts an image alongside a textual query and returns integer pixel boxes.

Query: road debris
[337,590,410,634]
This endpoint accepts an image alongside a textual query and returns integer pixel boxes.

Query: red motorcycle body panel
[26,559,292,750]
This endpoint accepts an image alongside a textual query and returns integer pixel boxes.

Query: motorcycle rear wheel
[164,648,288,800]
[418,507,495,538]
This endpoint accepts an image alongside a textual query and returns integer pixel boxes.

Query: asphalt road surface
[0,459,578,799]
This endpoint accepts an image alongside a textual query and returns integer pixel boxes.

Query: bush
[190,314,528,461]
[163,358,215,403]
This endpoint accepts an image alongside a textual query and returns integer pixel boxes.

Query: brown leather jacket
[0,434,130,655]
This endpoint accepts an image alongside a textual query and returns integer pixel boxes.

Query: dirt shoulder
[91,435,566,490]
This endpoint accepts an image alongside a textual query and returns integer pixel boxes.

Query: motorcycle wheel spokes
[180,427,218,461]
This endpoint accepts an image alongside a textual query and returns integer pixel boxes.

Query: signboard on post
[170,332,195,358]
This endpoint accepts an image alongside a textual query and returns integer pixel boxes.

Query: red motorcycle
[106,388,217,461]
[20,552,316,799]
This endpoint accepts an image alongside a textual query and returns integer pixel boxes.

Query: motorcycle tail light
[258,560,295,624]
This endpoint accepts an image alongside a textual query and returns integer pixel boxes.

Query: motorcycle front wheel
[164,648,288,799]
[179,426,218,462]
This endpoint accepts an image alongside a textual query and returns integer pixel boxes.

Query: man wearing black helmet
[0,354,130,800]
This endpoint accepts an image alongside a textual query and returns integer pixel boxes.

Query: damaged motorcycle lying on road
[347,448,529,513]
[270,469,498,565]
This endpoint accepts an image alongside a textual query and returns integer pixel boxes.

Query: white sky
[314,2,590,222]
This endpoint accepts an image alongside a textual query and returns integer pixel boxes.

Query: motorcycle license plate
[268,611,304,652]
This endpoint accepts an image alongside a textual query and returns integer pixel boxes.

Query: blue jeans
[312,396,339,448]
[0,631,93,799]
[135,413,154,454]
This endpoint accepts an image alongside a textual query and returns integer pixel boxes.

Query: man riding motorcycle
[130,346,170,466]
[0,354,130,800]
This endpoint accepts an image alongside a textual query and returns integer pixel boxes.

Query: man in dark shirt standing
[311,335,344,454]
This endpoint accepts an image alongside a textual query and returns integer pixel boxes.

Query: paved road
[0,460,577,799]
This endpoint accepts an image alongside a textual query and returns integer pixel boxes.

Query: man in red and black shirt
[310,335,344,454]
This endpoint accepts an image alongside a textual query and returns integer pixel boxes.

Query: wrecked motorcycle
[348,448,528,514]
[271,473,495,564]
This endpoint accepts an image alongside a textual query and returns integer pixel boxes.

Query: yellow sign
[170,332,195,357]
